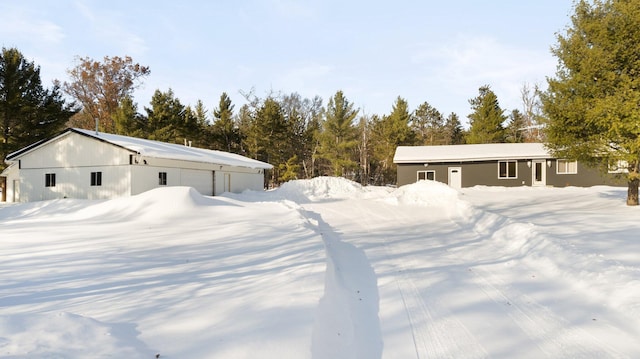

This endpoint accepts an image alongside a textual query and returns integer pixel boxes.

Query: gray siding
[398,159,627,188]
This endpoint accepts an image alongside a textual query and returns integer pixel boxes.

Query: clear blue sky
[1,0,575,125]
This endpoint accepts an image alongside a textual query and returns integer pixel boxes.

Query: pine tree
[318,91,359,178]
[370,97,416,184]
[250,97,289,185]
[210,92,239,152]
[443,112,465,145]
[113,95,147,137]
[412,101,445,145]
[466,85,507,144]
[1,47,76,168]
[144,89,186,143]
[542,0,640,205]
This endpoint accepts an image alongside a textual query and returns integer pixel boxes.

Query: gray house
[394,143,625,189]
[1,128,273,203]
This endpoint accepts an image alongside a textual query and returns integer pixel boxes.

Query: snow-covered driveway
[1,178,639,358]
[297,180,640,358]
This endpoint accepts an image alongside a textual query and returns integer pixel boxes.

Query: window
[417,170,435,181]
[557,159,577,174]
[159,172,167,185]
[498,161,517,179]
[91,172,102,186]
[45,173,56,187]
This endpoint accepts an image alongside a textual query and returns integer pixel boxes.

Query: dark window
[45,173,56,187]
[417,170,435,181]
[91,172,102,186]
[498,161,517,179]
[159,172,167,185]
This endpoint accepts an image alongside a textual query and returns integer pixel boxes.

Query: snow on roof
[393,143,551,163]
[73,128,273,169]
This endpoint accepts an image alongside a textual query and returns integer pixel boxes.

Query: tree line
[3,0,639,204]
[1,48,545,187]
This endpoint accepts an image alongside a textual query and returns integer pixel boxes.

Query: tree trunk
[627,177,639,206]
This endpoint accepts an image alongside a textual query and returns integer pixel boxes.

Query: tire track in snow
[451,202,631,358]
[389,251,489,359]
[465,262,628,358]
[309,199,489,359]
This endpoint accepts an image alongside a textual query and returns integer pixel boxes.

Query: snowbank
[275,177,366,203]
[384,179,459,207]
[0,312,154,358]
[2,177,639,358]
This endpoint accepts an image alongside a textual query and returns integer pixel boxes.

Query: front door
[532,160,546,186]
[448,167,462,189]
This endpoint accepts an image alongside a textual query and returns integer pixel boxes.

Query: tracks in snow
[299,195,632,358]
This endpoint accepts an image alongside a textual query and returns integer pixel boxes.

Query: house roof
[393,143,551,163]
[6,128,273,170]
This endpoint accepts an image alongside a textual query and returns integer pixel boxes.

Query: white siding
[19,132,132,168]
[15,166,131,202]
[4,130,268,202]
[8,132,135,202]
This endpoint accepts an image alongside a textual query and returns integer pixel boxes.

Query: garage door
[180,169,214,196]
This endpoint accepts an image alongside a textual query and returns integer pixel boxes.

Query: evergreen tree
[412,101,445,145]
[466,85,507,144]
[318,91,359,177]
[443,112,465,145]
[249,97,289,185]
[505,109,526,143]
[1,47,76,168]
[182,106,205,147]
[236,104,254,156]
[144,89,186,143]
[210,92,239,152]
[113,95,144,136]
[370,97,416,184]
[542,0,640,205]
[193,100,209,129]
[278,154,300,182]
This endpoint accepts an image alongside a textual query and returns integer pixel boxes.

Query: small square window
[159,172,167,186]
[91,172,102,186]
[498,161,517,179]
[557,159,577,174]
[45,173,56,187]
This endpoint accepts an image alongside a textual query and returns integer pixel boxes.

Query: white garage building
[0,128,272,203]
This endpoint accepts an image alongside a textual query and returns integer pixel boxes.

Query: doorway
[448,167,462,189]
[532,160,546,186]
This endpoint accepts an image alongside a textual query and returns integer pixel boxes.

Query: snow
[72,128,273,169]
[393,143,550,163]
[1,177,639,358]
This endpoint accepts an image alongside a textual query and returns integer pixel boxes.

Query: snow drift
[1,177,639,358]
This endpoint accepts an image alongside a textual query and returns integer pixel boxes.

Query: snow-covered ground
[1,177,639,358]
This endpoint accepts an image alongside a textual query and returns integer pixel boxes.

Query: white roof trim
[393,143,551,163]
